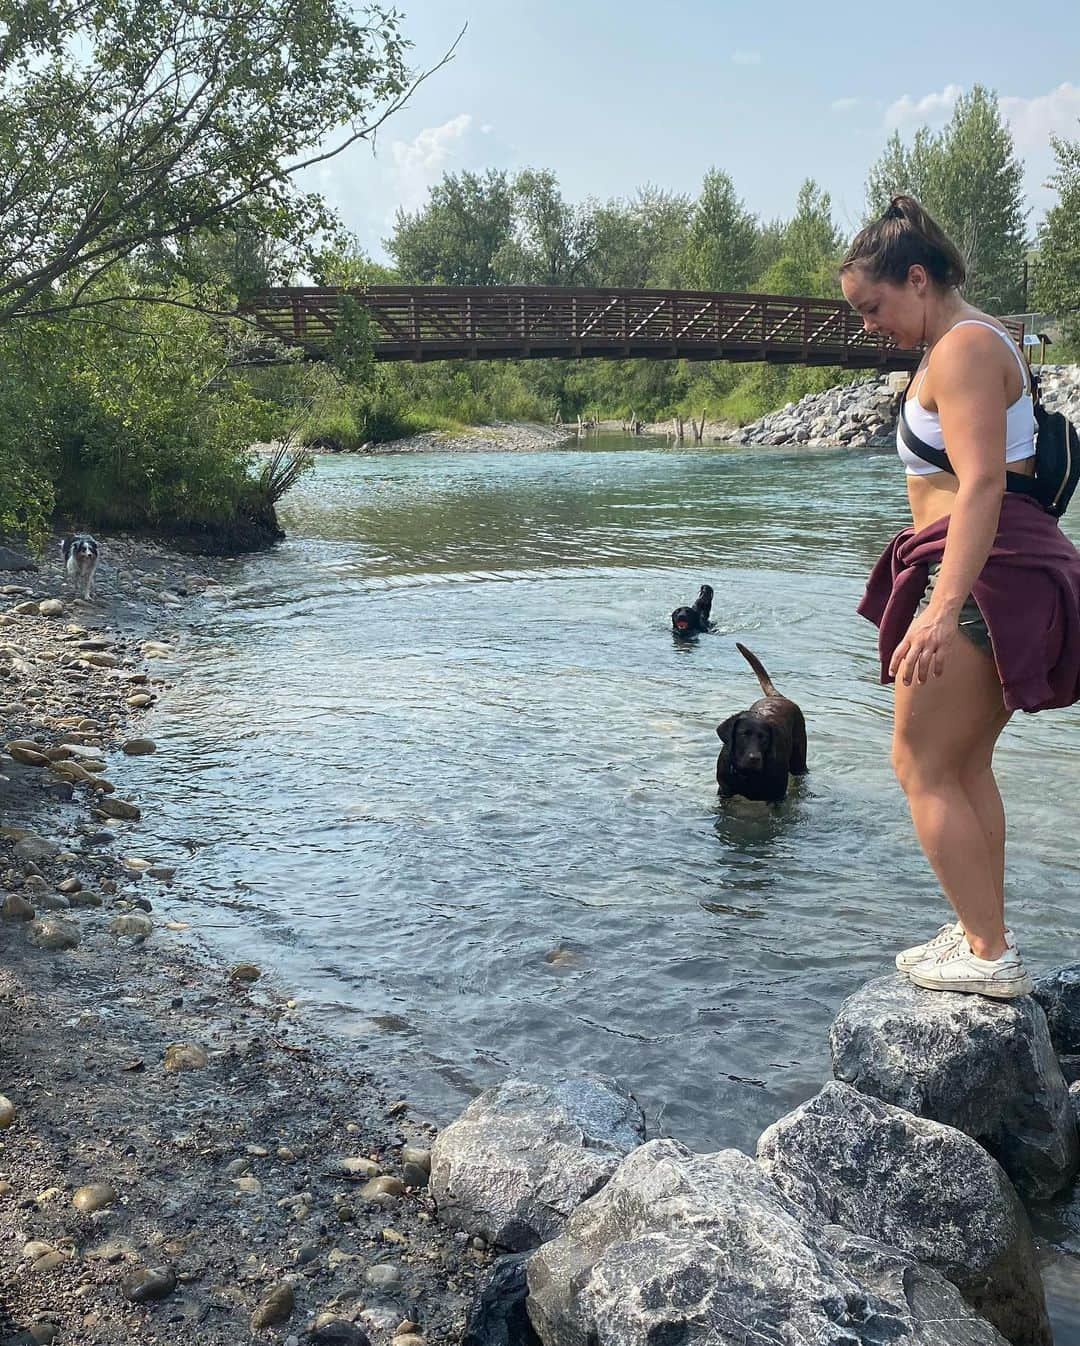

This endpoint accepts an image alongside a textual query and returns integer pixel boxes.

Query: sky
[303,0,1080,263]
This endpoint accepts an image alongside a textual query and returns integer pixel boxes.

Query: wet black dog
[671,585,714,638]
[716,643,807,802]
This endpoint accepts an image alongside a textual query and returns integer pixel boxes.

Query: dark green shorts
[918,562,993,653]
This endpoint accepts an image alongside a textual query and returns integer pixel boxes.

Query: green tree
[0,0,419,324]
[590,186,691,287]
[495,169,599,286]
[681,169,758,292]
[386,170,514,284]
[757,180,842,297]
[864,86,1028,310]
[1033,128,1080,343]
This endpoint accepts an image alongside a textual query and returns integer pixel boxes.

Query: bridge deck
[241,286,1020,371]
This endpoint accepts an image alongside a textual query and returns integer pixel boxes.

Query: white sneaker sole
[907,968,1034,998]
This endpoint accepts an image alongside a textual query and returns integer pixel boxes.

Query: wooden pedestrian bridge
[242,285,947,371]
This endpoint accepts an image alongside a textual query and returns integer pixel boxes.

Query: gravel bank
[0,539,488,1345]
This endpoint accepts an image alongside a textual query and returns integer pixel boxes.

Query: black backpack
[898,369,1080,518]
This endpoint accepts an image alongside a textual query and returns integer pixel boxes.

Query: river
[113,435,1080,1334]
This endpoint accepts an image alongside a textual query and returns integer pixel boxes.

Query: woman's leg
[891,636,1012,959]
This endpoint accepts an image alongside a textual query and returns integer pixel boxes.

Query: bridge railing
[241,286,1022,371]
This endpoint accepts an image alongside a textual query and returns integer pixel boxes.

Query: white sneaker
[895,922,1015,973]
[895,921,964,972]
[908,939,1033,998]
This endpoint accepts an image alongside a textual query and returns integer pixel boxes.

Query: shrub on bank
[0,286,297,548]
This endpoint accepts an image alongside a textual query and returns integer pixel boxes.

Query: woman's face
[841,265,924,348]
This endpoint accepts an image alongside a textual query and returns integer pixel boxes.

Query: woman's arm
[889,327,1007,684]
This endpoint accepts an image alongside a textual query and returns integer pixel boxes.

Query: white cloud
[885,83,963,129]
[389,113,474,211]
[831,97,860,113]
[999,82,1080,152]
[731,50,761,65]
[878,81,1080,221]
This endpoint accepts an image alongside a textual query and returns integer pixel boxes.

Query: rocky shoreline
[430,979,1080,1345]
[730,362,1080,450]
[0,540,490,1345]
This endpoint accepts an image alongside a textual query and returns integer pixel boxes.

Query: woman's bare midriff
[906,458,1036,533]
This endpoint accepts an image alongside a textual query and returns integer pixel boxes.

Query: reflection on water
[113,436,1080,1328]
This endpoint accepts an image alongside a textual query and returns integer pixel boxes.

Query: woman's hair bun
[840,195,966,290]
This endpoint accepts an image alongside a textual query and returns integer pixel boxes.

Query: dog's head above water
[671,583,714,638]
[717,713,776,775]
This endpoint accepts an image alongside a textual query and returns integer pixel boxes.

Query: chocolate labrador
[671,584,714,638]
[716,643,807,802]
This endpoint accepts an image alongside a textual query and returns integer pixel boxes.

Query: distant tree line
[0,0,1076,542]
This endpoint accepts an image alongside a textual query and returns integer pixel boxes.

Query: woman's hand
[889,606,962,685]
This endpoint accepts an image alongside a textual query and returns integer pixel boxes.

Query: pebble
[364,1263,402,1290]
[31,1250,68,1273]
[120,735,156,755]
[68,889,102,908]
[400,1145,431,1175]
[401,1161,429,1188]
[13,835,59,862]
[359,1175,404,1202]
[162,1043,209,1072]
[8,744,50,766]
[332,1156,380,1180]
[95,796,140,820]
[36,892,70,911]
[233,1176,263,1196]
[121,1265,177,1302]
[0,1094,15,1127]
[229,962,261,984]
[25,916,80,951]
[22,1241,54,1261]
[107,912,152,940]
[308,1317,370,1346]
[250,1279,295,1329]
[72,1182,116,1214]
[2,893,35,920]
[37,599,64,617]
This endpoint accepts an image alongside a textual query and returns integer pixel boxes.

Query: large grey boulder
[830,974,1078,1200]
[757,1081,1049,1346]
[526,1140,1009,1346]
[430,1076,645,1251]
[1033,962,1080,1059]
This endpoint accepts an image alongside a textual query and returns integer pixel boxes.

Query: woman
[840,195,1080,998]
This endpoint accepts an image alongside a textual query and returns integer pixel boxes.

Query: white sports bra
[896,319,1036,476]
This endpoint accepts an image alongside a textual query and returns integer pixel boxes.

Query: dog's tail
[736,642,779,697]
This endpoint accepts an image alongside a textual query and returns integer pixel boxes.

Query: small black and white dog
[671,584,714,638]
[61,534,99,599]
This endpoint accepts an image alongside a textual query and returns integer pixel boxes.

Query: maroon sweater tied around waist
[858,493,1080,713]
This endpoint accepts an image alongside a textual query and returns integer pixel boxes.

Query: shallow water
[115,435,1080,1332]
